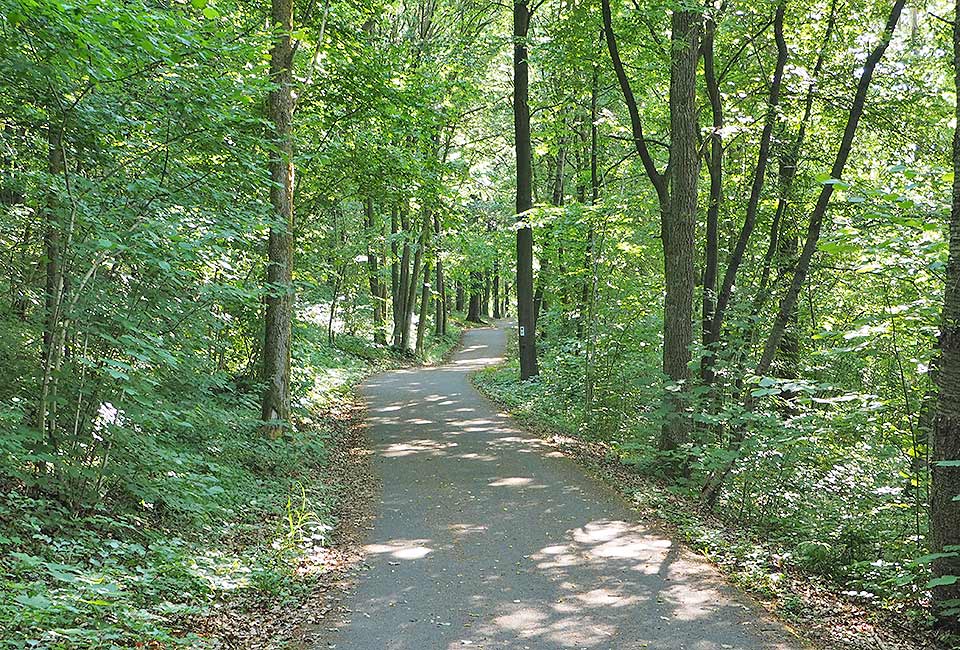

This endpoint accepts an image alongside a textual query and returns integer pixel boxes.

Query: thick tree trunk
[931,0,960,625]
[416,259,432,356]
[390,205,400,331]
[261,0,296,438]
[514,0,538,379]
[467,271,483,323]
[401,211,430,353]
[659,8,700,458]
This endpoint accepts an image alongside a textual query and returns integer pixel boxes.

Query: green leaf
[14,594,53,610]
[926,575,959,588]
[202,6,220,19]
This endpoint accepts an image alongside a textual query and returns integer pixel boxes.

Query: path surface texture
[321,324,805,650]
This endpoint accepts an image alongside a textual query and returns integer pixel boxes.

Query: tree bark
[401,210,431,353]
[930,0,960,624]
[467,271,483,323]
[393,205,412,347]
[260,0,296,438]
[700,11,722,381]
[659,7,700,458]
[456,280,465,311]
[514,0,539,379]
[416,258,432,356]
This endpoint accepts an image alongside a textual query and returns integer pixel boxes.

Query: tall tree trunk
[456,280,465,311]
[401,210,431,352]
[659,7,700,459]
[433,214,447,336]
[416,259,432,356]
[603,0,696,465]
[467,271,483,323]
[514,0,539,379]
[260,0,296,438]
[753,0,838,316]
[482,271,491,317]
[365,198,387,344]
[930,0,960,625]
[700,11,722,382]
[390,205,400,332]
[493,259,502,319]
[393,206,412,347]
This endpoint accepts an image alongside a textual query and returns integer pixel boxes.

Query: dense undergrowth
[1,317,461,650]
[474,324,955,648]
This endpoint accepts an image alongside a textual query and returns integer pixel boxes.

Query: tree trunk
[514,0,539,379]
[493,259,502,319]
[365,198,387,344]
[603,0,697,464]
[930,0,960,625]
[456,280,465,311]
[433,214,447,336]
[260,0,296,438]
[703,2,787,381]
[700,12,722,381]
[393,205,412,347]
[467,271,483,323]
[401,210,431,352]
[482,271,491,317]
[756,0,906,375]
[659,8,700,459]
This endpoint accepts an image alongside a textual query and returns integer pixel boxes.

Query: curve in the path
[319,324,806,650]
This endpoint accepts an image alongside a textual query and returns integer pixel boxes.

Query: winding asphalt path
[320,324,806,650]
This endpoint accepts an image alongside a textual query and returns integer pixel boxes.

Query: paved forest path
[319,324,805,650]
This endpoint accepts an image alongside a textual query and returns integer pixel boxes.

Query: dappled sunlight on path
[318,324,805,649]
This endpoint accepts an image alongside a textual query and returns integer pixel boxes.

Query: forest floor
[312,322,808,650]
